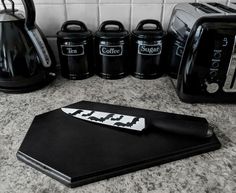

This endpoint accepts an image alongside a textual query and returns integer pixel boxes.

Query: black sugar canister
[95,20,129,79]
[57,20,94,80]
[131,20,165,79]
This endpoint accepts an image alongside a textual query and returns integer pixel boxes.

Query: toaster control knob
[206,82,219,94]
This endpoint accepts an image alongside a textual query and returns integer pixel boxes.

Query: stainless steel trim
[27,28,52,68]
[223,35,236,93]
[0,11,24,21]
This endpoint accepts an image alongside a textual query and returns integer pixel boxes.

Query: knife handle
[151,114,213,138]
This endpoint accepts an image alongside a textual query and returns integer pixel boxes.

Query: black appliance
[131,19,164,79]
[57,20,93,80]
[95,20,129,79]
[166,3,236,103]
[0,0,56,93]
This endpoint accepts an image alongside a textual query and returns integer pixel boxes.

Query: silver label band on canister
[61,45,85,56]
[99,45,123,56]
[138,42,162,56]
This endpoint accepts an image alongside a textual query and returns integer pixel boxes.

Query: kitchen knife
[61,108,213,138]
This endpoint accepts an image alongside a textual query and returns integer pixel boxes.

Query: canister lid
[95,20,129,40]
[132,19,164,40]
[57,20,92,40]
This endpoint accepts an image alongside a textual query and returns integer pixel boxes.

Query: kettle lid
[57,20,92,40]
[132,19,164,39]
[95,20,129,40]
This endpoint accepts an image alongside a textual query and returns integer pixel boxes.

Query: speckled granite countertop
[0,76,235,193]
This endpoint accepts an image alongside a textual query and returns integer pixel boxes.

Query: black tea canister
[57,20,94,80]
[95,20,129,79]
[131,19,165,79]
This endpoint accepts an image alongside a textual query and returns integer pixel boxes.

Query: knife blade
[61,108,145,131]
[61,108,213,138]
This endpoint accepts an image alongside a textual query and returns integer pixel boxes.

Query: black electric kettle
[0,0,56,93]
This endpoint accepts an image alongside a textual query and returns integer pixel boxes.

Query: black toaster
[166,2,236,103]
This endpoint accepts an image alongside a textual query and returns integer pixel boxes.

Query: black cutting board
[17,101,221,188]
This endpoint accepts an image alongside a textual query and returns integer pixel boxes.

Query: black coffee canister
[131,19,165,79]
[57,20,93,80]
[95,20,129,79]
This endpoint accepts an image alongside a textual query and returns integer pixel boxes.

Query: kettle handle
[136,19,163,31]
[21,0,36,29]
[1,0,7,10]
[62,20,88,32]
[1,0,15,12]
[21,0,53,69]
[99,20,125,32]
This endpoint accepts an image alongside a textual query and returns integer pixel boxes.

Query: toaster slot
[208,3,236,13]
[223,36,236,92]
[190,3,220,13]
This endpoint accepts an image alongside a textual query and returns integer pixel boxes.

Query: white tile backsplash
[132,0,163,3]
[36,4,66,37]
[67,4,99,31]
[131,4,163,30]
[5,0,231,62]
[99,4,131,30]
[6,0,232,36]
[100,0,131,4]
[66,0,98,4]
[162,3,176,30]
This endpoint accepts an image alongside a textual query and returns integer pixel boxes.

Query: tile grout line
[98,0,101,26]
[64,0,68,21]
[161,2,165,26]
[130,0,133,31]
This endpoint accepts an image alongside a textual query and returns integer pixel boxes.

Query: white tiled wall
[6,0,233,62]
